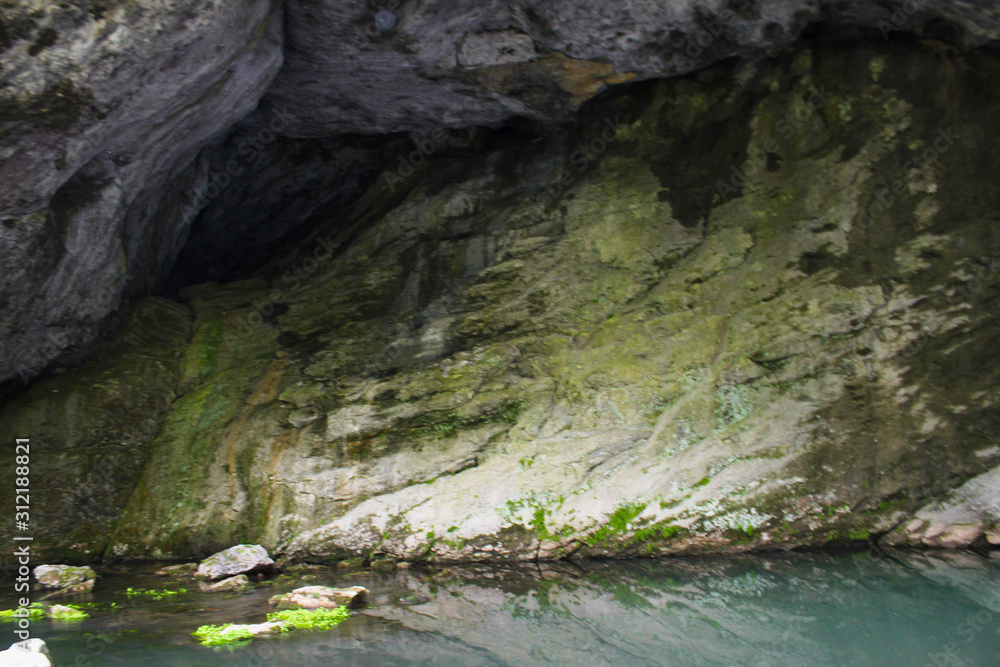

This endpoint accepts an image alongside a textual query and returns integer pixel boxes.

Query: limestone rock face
[3,0,1000,393]
[266,0,1000,136]
[196,544,276,581]
[2,34,1000,563]
[0,0,283,389]
[0,299,191,563]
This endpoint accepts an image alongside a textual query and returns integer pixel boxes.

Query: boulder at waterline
[269,586,368,610]
[195,545,276,581]
[33,565,95,593]
[192,621,290,646]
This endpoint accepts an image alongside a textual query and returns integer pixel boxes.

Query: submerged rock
[335,559,365,570]
[0,639,52,667]
[155,563,199,577]
[194,621,290,645]
[199,575,252,593]
[369,557,397,571]
[47,604,88,621]
[269,586,368,610]
[33,565,95,593]
[196,545,276,581]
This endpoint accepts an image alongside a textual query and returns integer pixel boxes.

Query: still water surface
[4,550,999,666]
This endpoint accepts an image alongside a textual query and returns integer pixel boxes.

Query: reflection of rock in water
[257,613,506,667]
[896,550,1000,613]
[362,553,1000,667]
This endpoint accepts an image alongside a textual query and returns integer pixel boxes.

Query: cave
[1,1,1000,663]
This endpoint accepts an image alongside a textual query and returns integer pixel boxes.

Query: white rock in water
[269,585,368,609]
[33,565,96,591]
[196,544,276,581]
[0,639,52,667]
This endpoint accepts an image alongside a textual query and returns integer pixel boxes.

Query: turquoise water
[3,550,998,666]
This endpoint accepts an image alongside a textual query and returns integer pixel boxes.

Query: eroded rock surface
[3,0,1000,391]
[0,0,283,389]
[2,5,1000,564]
[3,36,998,563]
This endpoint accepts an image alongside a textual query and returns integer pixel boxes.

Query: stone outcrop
[1,6,1000,565]
[2,34,997,563]
[199,574,252,593]
[2,0,1000,392]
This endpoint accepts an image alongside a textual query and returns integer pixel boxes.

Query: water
[3,550,998,666]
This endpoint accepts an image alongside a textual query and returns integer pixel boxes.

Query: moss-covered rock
[5,36,1000,563]
[0,298,191,562]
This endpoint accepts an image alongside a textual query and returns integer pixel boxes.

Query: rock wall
[0,0,283,389]
[3,0,1000,391]
[2,34,998,563]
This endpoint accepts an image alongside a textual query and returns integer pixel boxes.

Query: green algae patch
[192,623,260,646]
[0,604,45,620]
[192,608,350,647]
[585,502,648,546]
[268,606,351,630]
[125,587,187,599]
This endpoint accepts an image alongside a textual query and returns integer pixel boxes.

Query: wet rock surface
[196,545,276,581]
[269,585,369,610]
[32,565,96,592]
[2,0,1000,390]
[1,11,1000,564]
